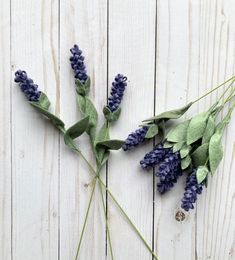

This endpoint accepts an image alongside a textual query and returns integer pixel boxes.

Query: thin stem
[218,79,235,102]
[98,180,114,260]
[97,177,158,260]
[192,76,235,104]
[72,147,158,259]
[75,178,97,260]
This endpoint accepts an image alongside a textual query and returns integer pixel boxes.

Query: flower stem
[98,180,114,260]
[192,76,235,104]
[75,178,97,260]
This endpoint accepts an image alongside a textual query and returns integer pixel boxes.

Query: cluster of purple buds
[155,151,182,194]
[107,74,127,112]
[122,126,149,151]
[70,44,88,84]
[14,70,41,102]
[140,142,170,169]
[181,170,204,211]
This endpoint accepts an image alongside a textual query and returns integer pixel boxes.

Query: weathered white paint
[0,0,234,259]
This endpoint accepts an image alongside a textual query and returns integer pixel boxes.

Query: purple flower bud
[70,44,88,84]
[140,142,170,170]
[181,170,204,211]
[155,151,182,194]
[14,70,41,102]
[107,74,127,112]
[122,126,149,151]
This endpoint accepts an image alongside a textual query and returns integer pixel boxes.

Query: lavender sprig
[181,170,204,211]
[140,142,170,170]
[155,151,182,194]
[70,44,88,84]
[107,74,127,112]
[122,126,149,151]
[14,70,41,102]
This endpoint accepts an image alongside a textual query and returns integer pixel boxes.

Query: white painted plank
[108,1,156,259]
[11,0,59,259]
[154,1,201,259]
[0,1,11,259]
[59,0,107,259]
[196,1,235,259]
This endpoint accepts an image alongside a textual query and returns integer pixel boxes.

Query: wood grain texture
[0,1,11,259]
[0,0,234,259]
[11,0,59,259]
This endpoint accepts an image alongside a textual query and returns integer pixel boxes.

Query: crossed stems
[58,127,158,260]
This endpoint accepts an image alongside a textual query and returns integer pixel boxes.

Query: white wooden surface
[0,0,235,259]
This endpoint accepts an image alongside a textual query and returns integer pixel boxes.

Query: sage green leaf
[163,141,174,148]
[38,92,50,110]
[76,94,86,114]
[191,143,209,167]
[85,97,98,128]
[96,139,124,150]
[180,145,191,159]
[209,132,223,173]
[65,116,89,139]
[143,102,192,122]
[145,124,158,139]
[202,115,216,144]
[30,102,65,129]
[64,134,77,150]
[181,155,192,170]
[95,123,110,165]
[158,120,166,138]
[103,106,121,122]
[166,120,190,143]
[186,112,210,145]
[196,166,209,184]
[172,141,185,153]
[75,77,91,96]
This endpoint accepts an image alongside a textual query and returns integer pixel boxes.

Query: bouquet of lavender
[15,45,158,259]
[123,77,235,212]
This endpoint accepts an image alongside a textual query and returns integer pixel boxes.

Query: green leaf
[158,120,166,138]
[202,115,216,144]
[180,145,191,159]
[209,132,223,173]
[166,120,190,143]
[172,141,185,153]
[196,166,209,184]
[95,123,110,166]
[96,139,124,150]
[76,94,86,114]
[65,116,89,139]
[143,102,192,122]
[191,143,209,167]
[30,101,65,129]
[38,92,50,110]
[103,106,122,122]
[145,124,158,139]
[186,112,210,145]
[163,141,174,148]
[181,155,192,170]
[75,77,91,96]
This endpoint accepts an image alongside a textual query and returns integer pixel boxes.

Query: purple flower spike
[122,126,149,151]
[155,151,182,194]
[70,44,88,84]
[181,170,204,211]
[107,74,127,112]
[14,70,41,102]
[140,142,171,170]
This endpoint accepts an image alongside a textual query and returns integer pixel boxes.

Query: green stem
[97,177,158,260]
[98,180,114,260]
[75,178,97,260]
[192,76,235,104]
[218,79,235,102]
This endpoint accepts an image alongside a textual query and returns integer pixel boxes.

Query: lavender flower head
[140,142,170,170]
[122,126,149,151]
[70,44,88,84]
[107,74,127,112]
[14,70,41,102]
[155,151,182,194]
[181,170,204,211]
